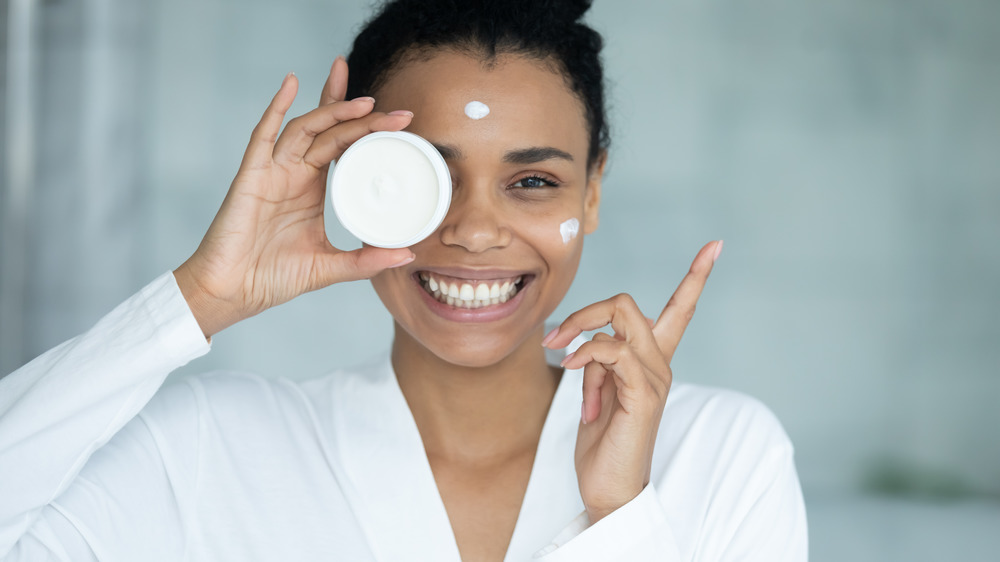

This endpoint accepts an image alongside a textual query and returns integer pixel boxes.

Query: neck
[391,323,561,466]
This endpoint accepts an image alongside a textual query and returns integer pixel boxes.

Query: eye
[511,175,560,189]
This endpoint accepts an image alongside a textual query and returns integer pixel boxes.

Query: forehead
[374,50,590,159]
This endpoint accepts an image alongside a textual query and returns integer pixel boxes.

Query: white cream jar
[329,131,451,248]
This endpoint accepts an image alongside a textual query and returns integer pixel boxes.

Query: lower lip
[414,277,530,323]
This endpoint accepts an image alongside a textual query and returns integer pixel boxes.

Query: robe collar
[327,336,586,561]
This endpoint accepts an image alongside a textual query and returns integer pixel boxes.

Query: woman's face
[369,50,602,368]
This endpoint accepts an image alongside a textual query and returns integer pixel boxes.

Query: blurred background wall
[2,0,998,559]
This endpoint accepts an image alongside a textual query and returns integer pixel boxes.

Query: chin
[403,318,540,369]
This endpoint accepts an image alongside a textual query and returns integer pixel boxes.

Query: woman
[0,0,807,560]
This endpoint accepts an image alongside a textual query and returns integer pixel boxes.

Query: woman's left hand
[543,240,723,523]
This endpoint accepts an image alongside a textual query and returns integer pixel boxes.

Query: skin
[174,52,721,562]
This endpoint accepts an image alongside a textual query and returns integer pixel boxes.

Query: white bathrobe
[0,273,808,561]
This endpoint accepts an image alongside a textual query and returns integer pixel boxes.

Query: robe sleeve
[0,272,211,560]
[531,484,682,561]
[533,442,808,561]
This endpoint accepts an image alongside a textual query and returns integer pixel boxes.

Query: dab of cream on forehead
[559,218,580,244]
[464,100,490,120]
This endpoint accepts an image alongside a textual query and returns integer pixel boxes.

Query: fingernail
[389,252,415,268]
[581,401,587,425]
[541,327,559,347]
[352,96,375,103]
[560,351,576,368]
[388,110,414,117]
[335,55,346,63]
[713,240,724,262]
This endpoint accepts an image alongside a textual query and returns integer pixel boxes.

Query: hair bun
[561,0,594,22]
[533,0,593,23]
[388,0,593,27]
[469,0,592,25]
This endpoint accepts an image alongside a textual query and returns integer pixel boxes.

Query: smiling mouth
[418,271,527,309]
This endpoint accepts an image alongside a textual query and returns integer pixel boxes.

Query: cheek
[518,212,585,268]
[558,218,581,244]
[370,268,411,318]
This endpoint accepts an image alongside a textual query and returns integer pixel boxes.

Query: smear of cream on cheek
[464,100,490,120]
[559,218,580,244]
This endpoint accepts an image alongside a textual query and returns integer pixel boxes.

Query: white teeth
[460,283,475,300]
[420,272,523,309]
[475,284,490,300]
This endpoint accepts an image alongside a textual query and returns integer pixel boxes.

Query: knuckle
[612,293,636,308]
[563,310,582,327]
[609,338,628,354]
[575,340,596,357]
[250,123,273,142]
[582,369,604,388]
[334,135,355,153]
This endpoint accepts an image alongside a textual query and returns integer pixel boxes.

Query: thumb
[314,246,415,287]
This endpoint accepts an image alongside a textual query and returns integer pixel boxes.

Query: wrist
[172,263,240,338]
[584,486,644,524]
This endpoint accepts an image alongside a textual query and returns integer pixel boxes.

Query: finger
[302,110,414,168]
[544,293,657,353]
[311,246,416,289]
[241,72,299,171]
[564,338,664,421]
[319,56,349,106]
[580,332,615,423]
[271,98,376,165]
[563,338,654,391]
[652,240,723,361]
[580,361,609,425]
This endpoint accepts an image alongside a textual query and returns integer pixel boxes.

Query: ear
[582,151,606,235]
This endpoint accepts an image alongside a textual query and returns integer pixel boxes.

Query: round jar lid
[329,131,452,248]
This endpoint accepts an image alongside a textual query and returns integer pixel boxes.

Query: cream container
[329,131,451,248]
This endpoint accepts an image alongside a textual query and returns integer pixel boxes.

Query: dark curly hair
[346,0,610,169]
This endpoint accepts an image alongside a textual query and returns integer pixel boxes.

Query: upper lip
[414,266,534,282]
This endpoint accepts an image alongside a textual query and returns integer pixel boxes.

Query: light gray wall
[4,0,999,510]
[2,0,152,375]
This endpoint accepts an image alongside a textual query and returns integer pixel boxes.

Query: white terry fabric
[0,273,808,561]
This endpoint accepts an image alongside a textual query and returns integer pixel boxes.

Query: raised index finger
[652,240,723,361]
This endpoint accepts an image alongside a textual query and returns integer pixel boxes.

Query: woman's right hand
[174,60,416,338]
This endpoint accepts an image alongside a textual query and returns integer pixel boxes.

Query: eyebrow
[432,143,574,164]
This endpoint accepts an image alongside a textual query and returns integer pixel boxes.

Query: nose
[437,184,512,253]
